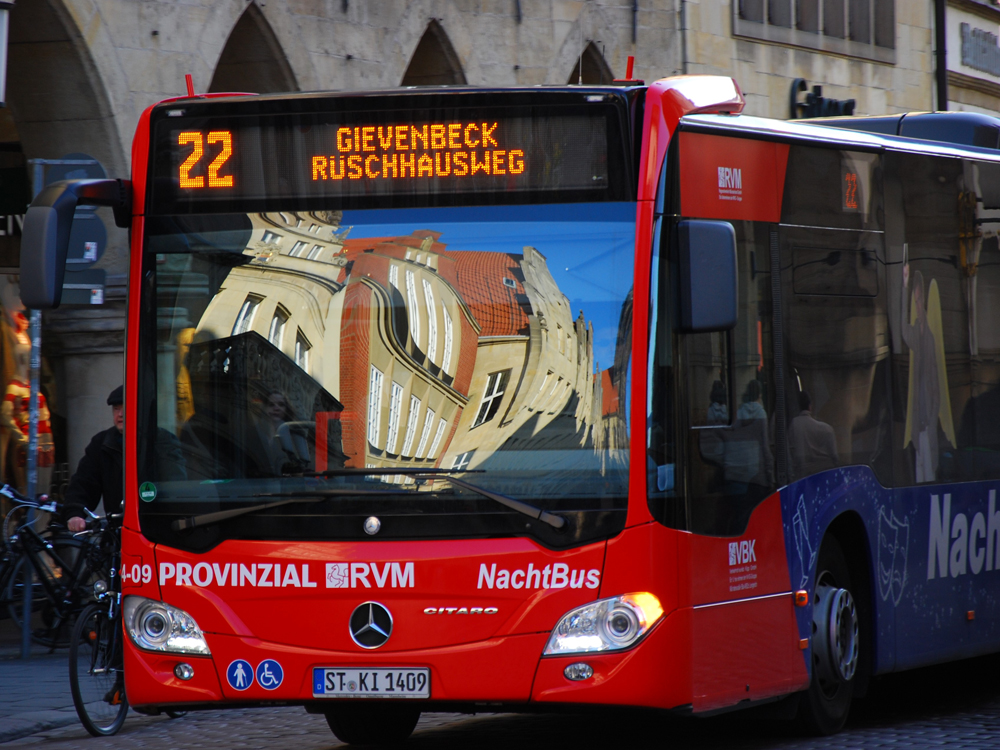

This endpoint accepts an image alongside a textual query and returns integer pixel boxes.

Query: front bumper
[125,609,693,713]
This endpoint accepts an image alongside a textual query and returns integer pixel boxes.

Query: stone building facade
[0,0,976,486]
[945,0,1000,115]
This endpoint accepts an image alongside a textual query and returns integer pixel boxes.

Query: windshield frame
[136,198,636,552]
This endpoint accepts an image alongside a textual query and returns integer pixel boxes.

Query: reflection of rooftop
[342,231,531,339]
[451,251,529,337]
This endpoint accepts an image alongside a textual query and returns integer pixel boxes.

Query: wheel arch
[819,510,875,697]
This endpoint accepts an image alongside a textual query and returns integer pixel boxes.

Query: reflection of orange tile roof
[601,369,619,416]
[339,233,529,337]
[342,237,391,255]
[450,252,529,337]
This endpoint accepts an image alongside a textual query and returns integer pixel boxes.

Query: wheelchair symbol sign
[226,659,253,691]
[256,659,283,690]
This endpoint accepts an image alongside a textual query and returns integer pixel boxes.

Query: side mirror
[677,219,738,332]
[19,179,131,310]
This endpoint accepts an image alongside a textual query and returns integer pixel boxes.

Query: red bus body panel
[151,539,607,649]
[678,133,789,223]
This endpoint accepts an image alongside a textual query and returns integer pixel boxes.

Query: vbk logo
[729,539,756,565]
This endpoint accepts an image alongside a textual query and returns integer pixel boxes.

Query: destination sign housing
[148,96,627,213]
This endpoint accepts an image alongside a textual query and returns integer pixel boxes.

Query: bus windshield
[136,202,635,551]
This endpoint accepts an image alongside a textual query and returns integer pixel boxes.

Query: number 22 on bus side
[178,131,235,189]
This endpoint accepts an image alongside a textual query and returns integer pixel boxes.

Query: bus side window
[780,146,891,486]
[687,331,731,428]
[891,153,1000,484]
[647,215,677,509]
[686,221,778,537]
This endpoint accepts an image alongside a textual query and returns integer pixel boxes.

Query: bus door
[663,131,808,710]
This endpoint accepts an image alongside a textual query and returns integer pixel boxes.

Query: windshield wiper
[171,487,411,531]
[171,469,566,532]
[414,474,566,530]
[297,467,482,478]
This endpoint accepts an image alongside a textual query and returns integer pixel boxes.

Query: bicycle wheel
[5,553,78,649]
[69,603,128,736]
[5,556,46,628]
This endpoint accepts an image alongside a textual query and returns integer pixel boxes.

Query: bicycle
[0,486,106,649]
[69,515,128,736]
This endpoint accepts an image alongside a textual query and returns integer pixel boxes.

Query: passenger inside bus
[787,390,839,481]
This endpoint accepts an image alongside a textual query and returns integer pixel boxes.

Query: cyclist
[63,386,124,533]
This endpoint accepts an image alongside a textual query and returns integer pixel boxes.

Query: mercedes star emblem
[364,516,381,535]
[349,602,393,649]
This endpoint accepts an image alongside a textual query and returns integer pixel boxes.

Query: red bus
[21,75,1000,742]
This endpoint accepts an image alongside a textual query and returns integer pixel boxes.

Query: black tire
[69,603,128,736]
[798,536,860,735]
[324,704,421,745]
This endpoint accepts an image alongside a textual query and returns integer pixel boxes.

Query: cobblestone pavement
[3,651,1000,749]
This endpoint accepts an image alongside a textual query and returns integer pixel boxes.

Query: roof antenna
[185,74,195,97]
[625,55,634,81]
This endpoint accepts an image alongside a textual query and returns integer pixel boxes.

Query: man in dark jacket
[65,386,123,532]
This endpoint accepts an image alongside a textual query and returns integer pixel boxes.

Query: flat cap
[107,385,123,406]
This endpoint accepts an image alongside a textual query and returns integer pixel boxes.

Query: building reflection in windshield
[164,206,633,499]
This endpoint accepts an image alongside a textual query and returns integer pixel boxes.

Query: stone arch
[4,0,127,180]
[567,42,614,85]
[3,0,131,476]
[400,19,468,86]
[547,3,621,85]
[209,3,298,94]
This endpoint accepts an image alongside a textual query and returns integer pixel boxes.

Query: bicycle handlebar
[0,484,58,514]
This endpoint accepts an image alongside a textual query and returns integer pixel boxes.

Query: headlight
[543,593,664,656]
[123,596,211,655]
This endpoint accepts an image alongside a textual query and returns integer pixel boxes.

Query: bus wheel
[324,704,420,745]
[798,536,859,735]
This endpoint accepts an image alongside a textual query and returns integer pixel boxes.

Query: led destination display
[150,104,620,212]
[310,121,526,182]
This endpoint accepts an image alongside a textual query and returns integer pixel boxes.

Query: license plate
[313,668,430,699]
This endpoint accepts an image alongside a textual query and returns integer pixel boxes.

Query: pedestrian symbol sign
[256,659,283,690]
[227,659,253,691]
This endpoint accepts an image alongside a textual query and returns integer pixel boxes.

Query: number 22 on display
[178,131,234,188]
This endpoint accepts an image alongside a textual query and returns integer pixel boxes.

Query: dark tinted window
[824,0,846,38]
[780,227,891,484]
[740,0,765,22]
[874,0,895,49]
[769,0,792,27]
[781,146,882,231]
[887,153,1000,484]
[849,0,870,43]
[793,244,879,297]
[779,147,892,484]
